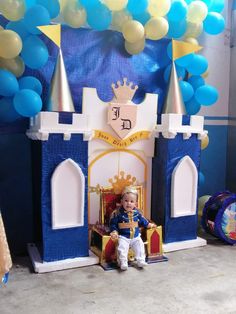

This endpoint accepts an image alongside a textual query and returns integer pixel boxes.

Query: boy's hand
[110,231,119,239]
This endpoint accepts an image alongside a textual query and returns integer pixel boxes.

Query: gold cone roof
[45,48,75,112]
[162,61,186,114]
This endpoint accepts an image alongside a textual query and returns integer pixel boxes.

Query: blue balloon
[167,42,194,67]
[167,0,187,22]
[201,0,213,8]
[6,20,30,40]
[0,70,19,97]
[167,19,187,39]
[209,0,224,12]
[132,11,151,25]
[25,0,36,8]
[0,97,21,123]
[18,76,42,95]
[127,0,148,15]
[179,80,194,102]
[87,3,112,31]
[186,54,208,75]
[21,35,49,69]
[24,5,50,35]
[185,97,201,115]
[195,85,219,106]
[203,12,225,35]
[36,0,60,19]
[80,0,101,8]
[188,75,205,90]
[13,89,42,117]
[164,63,186,82]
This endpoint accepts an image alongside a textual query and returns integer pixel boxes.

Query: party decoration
[187,1,208,23]
[188,75,205,90]
[20,35,49,69]
[198,194,211,214]
[0,97,21,123]
[127,0,148,15]
[87,3,112,31]
[167,19,187,38]
[125,37,145,55]
[62,3,86,28]
[185,97,201,115]
[0,30,22,59]
[145,17,169,40]
[164,63,186,82]
[148,0,171,17]
[199,171,205,185]
[0,56,25,77]
[184,21,203,38]
[19,76,42,95]
[37,25,61,48]
[36,0,60,19]
[203,12,225,35]
[0,69,19,97]
[209,0,224,13]
[179,80,194,102]
[112,10,132,31]
[0,0,25,21]
[195,84,219,106]
[201,134,209,150]
[103,0,128,11]
[186,54,208,75]
[13,89,42,117]
[6,20,30,40]
[23,4,51,35]
[122,20,145,43]
[184,37,199,45]
[80,0,101,8]
[172,39,202,60]
[167,0,187,22]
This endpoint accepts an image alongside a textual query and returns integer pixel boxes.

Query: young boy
[109,186,156,271]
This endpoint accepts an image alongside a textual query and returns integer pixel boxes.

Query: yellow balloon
[0,56,25,77]
[112,10,132,32]
[184,21,203,38]
[202,69,209,78]
[148,0,171,17]
[145,17,169,40]
[103,0,128,11]
[125,37,145,55]
[122,20,145,43]
[1,0,25,21]
[0,26,4,31]
[0,30,22,59]
[184,37,199,46]
[198,195,211,216]
[62,1,86,28]
[60,0,69,11]
[187,1,208,24]
[201,134,209,150]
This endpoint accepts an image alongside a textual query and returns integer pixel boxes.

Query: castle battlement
[155,114,207,140]
[26,111,92,141]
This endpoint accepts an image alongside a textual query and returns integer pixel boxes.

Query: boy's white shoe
[137,260,148,268]
[120,261,128,271]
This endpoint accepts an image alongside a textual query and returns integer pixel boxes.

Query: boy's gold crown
[111,78,138,103]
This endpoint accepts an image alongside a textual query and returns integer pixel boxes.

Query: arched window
[51,158,85,229]
[171,156,198,218]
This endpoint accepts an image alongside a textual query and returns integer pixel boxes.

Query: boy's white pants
[117,235,146,263]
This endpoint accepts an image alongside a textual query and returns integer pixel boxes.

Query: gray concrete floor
[1,233,236,314]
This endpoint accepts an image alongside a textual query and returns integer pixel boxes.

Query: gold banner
[93,130,151,148]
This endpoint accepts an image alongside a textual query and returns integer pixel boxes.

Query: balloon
[127,0,148,15]
[125,37,145,55]
[87,3,112,31]
[200,0,213,8]
[13,89,42,117]
[179,80,194,102]
[199,171,205,186]
[184,21,203,38]
[112,10,132,32]
[148,0,171,17]
[198,195,211,215]
[21,35,49,69]
[0,97,21,123]
[23,5,51,35]
[36,0,60,19]
[202,69,209,78]
[188,75,205,90]
[122,20,145,43]
[18,76,42,95]
[145,17,169,40]
[167,42,194,67]
[0,0,25,21]
[132,11,151,25]
[80,0,101,8]
[195,84,219,106]
[167,19,186,38]
[0,56,25,77]
[6,20,30,40]
[209,0,224,13]
[0,30,22,59]
[25,0,36,8]
[203,12,225,35]
[167,0,187,22]
[103,0,128,11]
[201,134,209,150]
[187,1,208,23]
[185,97,201,114]
[62,2,86,28]
[0,69,19,97]
[184,37,199,45]
[164,63,186,82]
[186,54,208,75]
